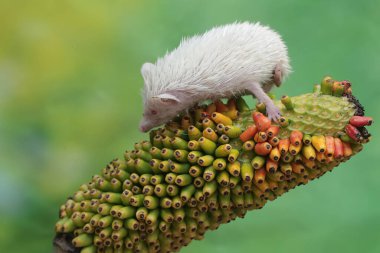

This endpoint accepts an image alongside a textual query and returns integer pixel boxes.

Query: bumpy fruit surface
[54,77,372,253]
[275,93,356,138]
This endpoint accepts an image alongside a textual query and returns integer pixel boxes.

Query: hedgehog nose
[139,121,150,132]
[139,125,148,133]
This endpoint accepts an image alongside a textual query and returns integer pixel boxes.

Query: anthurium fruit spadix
[54,77,372,253]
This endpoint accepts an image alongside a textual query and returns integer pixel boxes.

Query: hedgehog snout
[140,111,165,132]
[139,120,151,133]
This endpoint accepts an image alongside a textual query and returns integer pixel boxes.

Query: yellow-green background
[1,0,379,252]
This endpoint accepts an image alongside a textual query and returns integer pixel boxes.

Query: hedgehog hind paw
[266,104,282,122]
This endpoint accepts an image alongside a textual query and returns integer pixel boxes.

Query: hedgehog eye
[151,110,157,115]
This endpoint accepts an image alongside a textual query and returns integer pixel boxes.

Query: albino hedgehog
[139,22,291,132]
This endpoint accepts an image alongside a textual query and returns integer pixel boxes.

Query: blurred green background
[1,0,379,252]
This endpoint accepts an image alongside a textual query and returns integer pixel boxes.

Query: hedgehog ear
[153,93,180,105]
[141,62,154,80]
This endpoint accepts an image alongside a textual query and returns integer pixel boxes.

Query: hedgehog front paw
[266,104,282,122]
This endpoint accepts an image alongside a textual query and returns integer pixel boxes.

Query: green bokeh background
[1,0,379,252]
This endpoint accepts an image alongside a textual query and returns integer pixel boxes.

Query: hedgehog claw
[266,104,282,122]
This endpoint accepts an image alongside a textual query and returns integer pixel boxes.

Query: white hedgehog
[139,21,291,132]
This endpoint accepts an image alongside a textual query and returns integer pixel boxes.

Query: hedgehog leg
[53,233,78,253]
[247,83,281,122]
[273,63,283,87]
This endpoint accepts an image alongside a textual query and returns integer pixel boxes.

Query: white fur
[140,21,291,131]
